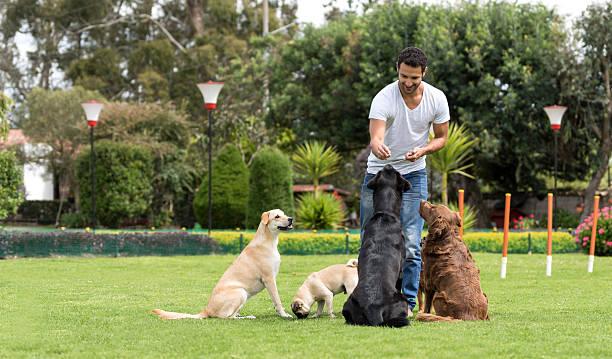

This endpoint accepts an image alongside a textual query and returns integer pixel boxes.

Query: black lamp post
[81,101,104,231]
[544,105,567,230]
[197,81,224,237]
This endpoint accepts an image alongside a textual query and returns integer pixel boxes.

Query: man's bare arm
[405,121,449,162]
[370,118,391,160]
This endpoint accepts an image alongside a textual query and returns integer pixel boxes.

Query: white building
[1,129,54,200]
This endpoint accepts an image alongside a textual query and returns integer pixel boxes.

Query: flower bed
[574,206,612,256]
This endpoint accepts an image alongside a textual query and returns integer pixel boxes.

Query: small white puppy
[291,259,358,319]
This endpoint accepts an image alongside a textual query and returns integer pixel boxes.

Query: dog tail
[152,308,208,320]
[380,317,410,328]
[345,258,358,267]
[414,313,460,322]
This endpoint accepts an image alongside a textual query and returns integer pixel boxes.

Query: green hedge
[210,230,579,255]
[0,230,578,258]
[0,231,219,258]
[18,200,70,224]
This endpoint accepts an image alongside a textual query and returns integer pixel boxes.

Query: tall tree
[562,1,612,220]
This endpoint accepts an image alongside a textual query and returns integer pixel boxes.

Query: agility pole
[501,193,510,279]
[588,196,600,273]
[546,193,553,277]
[458,189,464,241]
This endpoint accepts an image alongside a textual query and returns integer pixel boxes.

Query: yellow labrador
[291,259,358,319]
[152,209,293,319]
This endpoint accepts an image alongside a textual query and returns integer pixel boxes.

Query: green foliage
[95,101,199,227]
[0,92,13,140]
[292,140,342,194]
[575,205,612,256]
[428,123,476,205]
[75,140,153,228]
[462,231,578,254]
[295,192,347,230]
[447,202,478,233]
[193,144,249,229]
[17,200,70,225]
[246,146,294,228]
[0,150,23,220]
[59,212,89,229]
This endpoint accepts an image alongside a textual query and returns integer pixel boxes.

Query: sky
[295,0,601,26]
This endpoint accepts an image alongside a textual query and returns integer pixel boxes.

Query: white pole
[501,257,507,279]
[588,255,595,273]
[546,255,552,276]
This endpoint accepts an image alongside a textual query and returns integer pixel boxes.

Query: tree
[193,144,249,229]
[292,140,342,197]
[561,2,612,220]
[246,146,294,228]
[0,149,23,221]
[428,123,476,205]
[19,86,104,225]
[0,92,13,140]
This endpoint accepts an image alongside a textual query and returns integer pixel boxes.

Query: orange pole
[589,196,600,256]
[547,193,553,256]
[458,189,464,241]
[502,193,511,258]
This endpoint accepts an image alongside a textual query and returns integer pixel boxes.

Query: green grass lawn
[1,253,611,358]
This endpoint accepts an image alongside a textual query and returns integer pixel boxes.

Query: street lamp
[81,100,104,231]
[197,81,224,237]
[544,105,567,229]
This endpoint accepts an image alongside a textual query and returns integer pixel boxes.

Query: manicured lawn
[1,253,610,358]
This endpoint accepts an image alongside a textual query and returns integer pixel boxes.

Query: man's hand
[371,141,391,160]
[405,147,427,162]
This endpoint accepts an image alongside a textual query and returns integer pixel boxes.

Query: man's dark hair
[397,47,427,73]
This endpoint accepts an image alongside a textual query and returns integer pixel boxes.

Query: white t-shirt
[367,80,450,175]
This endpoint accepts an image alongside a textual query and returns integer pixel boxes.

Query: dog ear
[398,173,412,192]
[261,211,270,225]
[366,172,380,190]
[454,212,462,227]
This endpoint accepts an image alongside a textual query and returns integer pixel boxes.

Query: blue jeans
[359,168,427,310]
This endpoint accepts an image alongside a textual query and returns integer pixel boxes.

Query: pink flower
[513,225,518,229]
[575,238,580,243]
[520,227,525,230]
[583,236,589,242]
[518,216,524,220]
[599,228,605,234]
[607,242,612,246]
[529,214,534,218]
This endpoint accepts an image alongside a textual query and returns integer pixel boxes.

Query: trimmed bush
[0,149,23,220]
[193,144,249,229]
[75,140,153,228]
[0,231,219,257]
[210,230,577,255]
[246,146,294,228]
[295,192,346,229]
[60,212,89,228]
[18,200,71,224]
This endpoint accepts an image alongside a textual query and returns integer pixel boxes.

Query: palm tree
[428,123,477,205]
[292,140,342,197]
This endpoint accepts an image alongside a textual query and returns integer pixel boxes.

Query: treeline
[1,0,610,226]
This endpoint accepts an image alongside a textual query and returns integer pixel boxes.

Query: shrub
[193,144,249,229]
[574,206,612,256]
[18,200,71,224]
[295,192,346,229]
[60,212,89,228]
[0,149,23,220]
[209,230,577,255]
[75,140,153,228]
[246,146,294,228]
[447,202,478,232]
[512,214,539,230]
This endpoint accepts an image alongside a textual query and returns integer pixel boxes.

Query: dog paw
[407,309,414,318]
[311,314,320,319]
[279,312,293,318]
[329,313,337,319]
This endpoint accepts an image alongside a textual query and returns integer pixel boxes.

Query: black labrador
[342,164,411,327]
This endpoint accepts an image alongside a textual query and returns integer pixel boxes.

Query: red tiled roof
[0,129,28,147]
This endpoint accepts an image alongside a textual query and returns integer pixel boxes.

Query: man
[360,46,449,312]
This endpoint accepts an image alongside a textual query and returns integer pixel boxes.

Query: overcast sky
[295,0,601,26]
